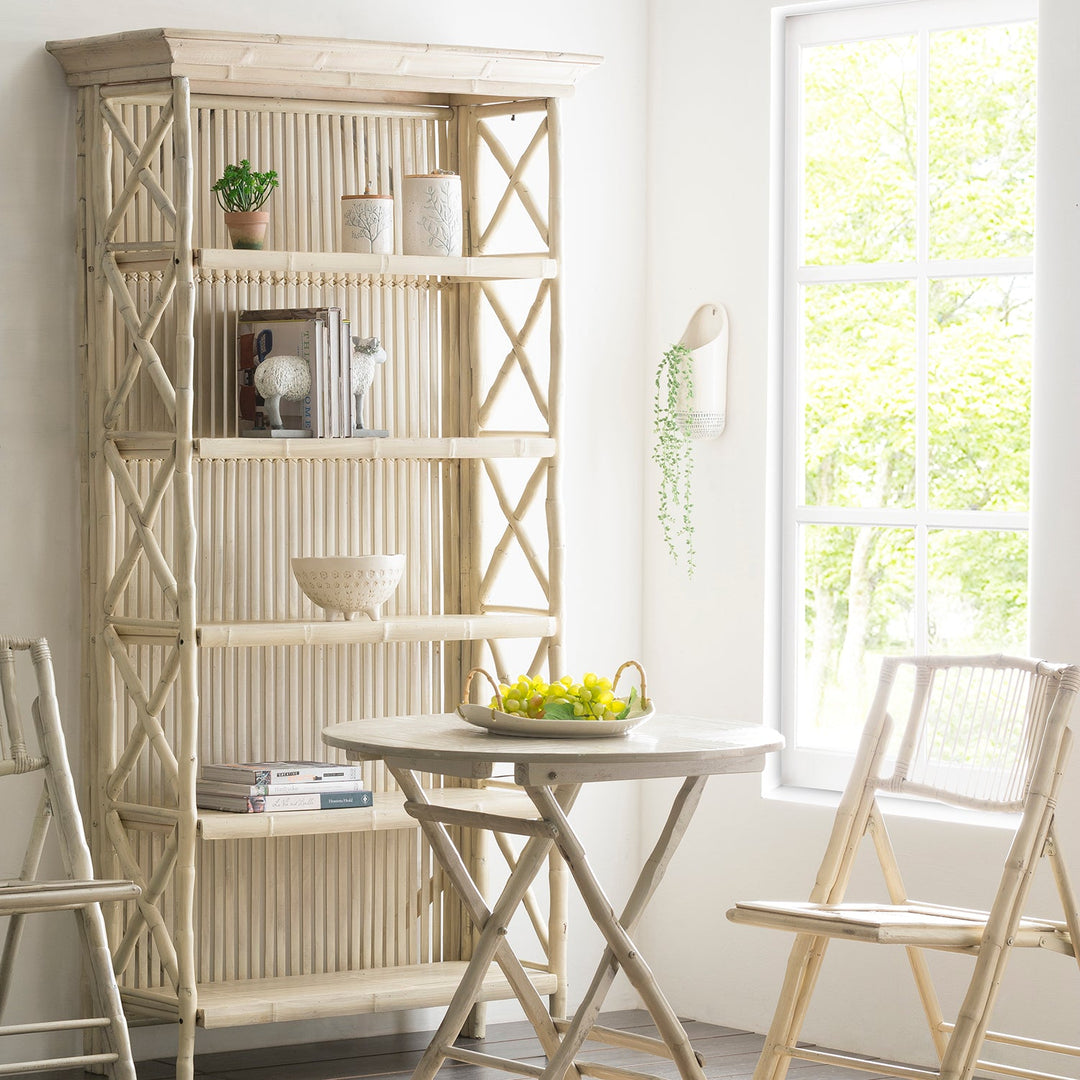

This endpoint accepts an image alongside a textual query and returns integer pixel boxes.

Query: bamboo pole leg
[76,900,138,1080]
[1047,820,1080,975]
[391,767,580,1080]
[752,684,898,1080]
[941,733,1074,1080]
[525,784,706,1080]
[751,933,829,1080]
[866,807,949,1063]
[30,643,137,1080]
[0,788,52,1016]
[548,844,569,1018]
[462,819,489,1039]
[541,777,708,1080]
[170,73,199,1080]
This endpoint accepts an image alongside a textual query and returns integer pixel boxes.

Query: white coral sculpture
[254,354,312,429]
[351,336,388,429]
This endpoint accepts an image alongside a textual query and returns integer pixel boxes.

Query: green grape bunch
[492,672,642,722]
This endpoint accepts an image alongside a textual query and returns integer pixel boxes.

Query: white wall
[0,0,648,1063]
[640,0,1080,1064]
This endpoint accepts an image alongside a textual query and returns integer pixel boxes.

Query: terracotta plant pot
[224,210,270,250]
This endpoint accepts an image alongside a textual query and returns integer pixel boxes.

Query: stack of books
[196,760,374,813]
[237,307,387,438]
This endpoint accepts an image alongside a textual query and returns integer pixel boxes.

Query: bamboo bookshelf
[46,28,599,1079]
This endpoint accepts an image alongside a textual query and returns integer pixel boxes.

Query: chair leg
[0,789,52,1019]
[78,901,137,1080]
[753,932,830,1080]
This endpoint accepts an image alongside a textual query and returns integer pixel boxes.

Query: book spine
[332,309,348,437]
[327,313,340,437]
[197,778,371,797]
[259,790,374,811]
[342,316,355,434]
[253,766,365,785]
[307,322,320,436]
[199,764,366,784]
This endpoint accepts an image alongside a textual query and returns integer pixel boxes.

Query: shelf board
[113,247,556,280]
[195,786,538,840]
[196,435,557,461]
[122,960,559,1027]
[108,613,556,647]
[111,434,556,461]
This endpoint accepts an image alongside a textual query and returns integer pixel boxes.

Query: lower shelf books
[198,778,369,797]
[197,789,374,814]
[198,760,365,785]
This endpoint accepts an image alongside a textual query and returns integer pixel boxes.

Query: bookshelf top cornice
[45,27,602,104]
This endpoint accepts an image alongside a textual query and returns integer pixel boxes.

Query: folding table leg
[390,767,582,1080]
[536,777,708,1080]
[527,781,709,1080]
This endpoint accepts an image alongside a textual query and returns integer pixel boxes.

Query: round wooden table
[323,711,783,1080]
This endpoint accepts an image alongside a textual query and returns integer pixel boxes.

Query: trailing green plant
[652,342,696,576]
[211,160,279,212]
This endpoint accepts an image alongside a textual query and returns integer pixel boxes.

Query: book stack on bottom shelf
[196,760,373,813]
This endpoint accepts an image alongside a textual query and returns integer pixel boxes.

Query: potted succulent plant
[211,160,279,249]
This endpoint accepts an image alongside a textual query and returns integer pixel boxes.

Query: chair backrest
[0,637,51,780]
[867,655,1078,813]
[0,636,96,886]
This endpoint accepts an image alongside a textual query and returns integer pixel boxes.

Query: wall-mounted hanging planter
[677,302,729,440]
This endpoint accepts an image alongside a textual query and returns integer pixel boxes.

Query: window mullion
[780,28,806,761]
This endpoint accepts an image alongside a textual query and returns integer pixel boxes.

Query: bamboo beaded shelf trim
[108,436,558,462]
[105,614,558,647]
[112,249,558,281]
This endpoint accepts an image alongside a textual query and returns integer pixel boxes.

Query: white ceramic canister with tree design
[341,182,394,254]
[402,171,463,257]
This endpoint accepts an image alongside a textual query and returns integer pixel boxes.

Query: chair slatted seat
[0,637,137,1079]
[728,654,1080,1080]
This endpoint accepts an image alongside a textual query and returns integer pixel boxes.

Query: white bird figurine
[351,336,388,432]
[253,354,312,429]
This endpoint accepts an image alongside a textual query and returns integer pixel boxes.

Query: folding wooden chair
[0,637,138,1078]
[728,654,1080,1080]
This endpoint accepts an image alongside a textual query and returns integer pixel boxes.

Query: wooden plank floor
[106,1009,892,1080]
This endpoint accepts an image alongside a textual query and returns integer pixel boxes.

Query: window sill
[763,780,1020,832]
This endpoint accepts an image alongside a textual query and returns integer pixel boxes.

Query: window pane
[803,282,916,509]
[802,35,917,265]
[798,525,915,751]
[929,22,1037,261]
[927,529,1028,652]
[928,276,1032,512]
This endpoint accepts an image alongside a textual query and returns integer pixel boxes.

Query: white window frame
[772,0,1038,793]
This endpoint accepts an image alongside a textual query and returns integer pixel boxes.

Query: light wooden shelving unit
[47,28,599,1079]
